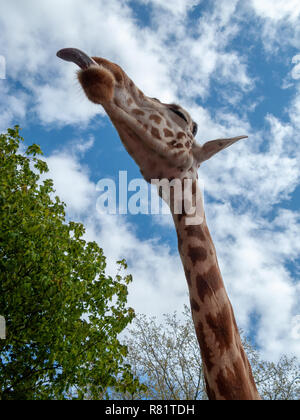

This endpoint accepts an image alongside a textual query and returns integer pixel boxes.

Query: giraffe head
[57,48,247,183]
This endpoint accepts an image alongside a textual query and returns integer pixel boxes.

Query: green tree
[0,126,140,400]
[114,306,300,400]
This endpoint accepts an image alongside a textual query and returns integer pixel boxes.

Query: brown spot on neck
[163,128,174,137]
[151,127,161,140]
[190,297,200,312]
[205,377,217,400]
[187,245,207,265]
[150,114,162,124]
[196,320,214,372]
[196,265,223,302]
[177,132,186,140]
[216,358,254,400]
[168,140,177,146]
[205,305,235,354]
[185,225,206,241]
[132,109,145,116]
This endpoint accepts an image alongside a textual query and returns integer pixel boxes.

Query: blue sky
[1,0,300,362]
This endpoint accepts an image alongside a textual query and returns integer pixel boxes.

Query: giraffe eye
[192,122,198,136]
[170,108,188,123]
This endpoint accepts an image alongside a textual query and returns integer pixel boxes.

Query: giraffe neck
[168,181,261,400]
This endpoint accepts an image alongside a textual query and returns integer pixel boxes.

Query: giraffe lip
[56,48,97,70]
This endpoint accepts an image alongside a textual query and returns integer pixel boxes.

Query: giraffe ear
[192,136,248,164]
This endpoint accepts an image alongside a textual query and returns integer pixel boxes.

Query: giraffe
[57,48,261,400]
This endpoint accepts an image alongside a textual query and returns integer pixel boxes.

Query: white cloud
[43,148,96,216]
[0,84,28,133]
[0,0,254,127]
[83,212,186,317]
[249,0,300,51]
[70,135,95,155]
[251,0,300,22]
[197,113,299,215]
[291,54,300,80]
[149,0,253,102]
[0,0,177,125]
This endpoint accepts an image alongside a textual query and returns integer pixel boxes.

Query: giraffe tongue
[56,48,97,69]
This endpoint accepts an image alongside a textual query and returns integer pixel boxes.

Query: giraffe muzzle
[57,48,98,70]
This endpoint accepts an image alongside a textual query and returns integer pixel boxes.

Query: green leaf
[26,144,43,156]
